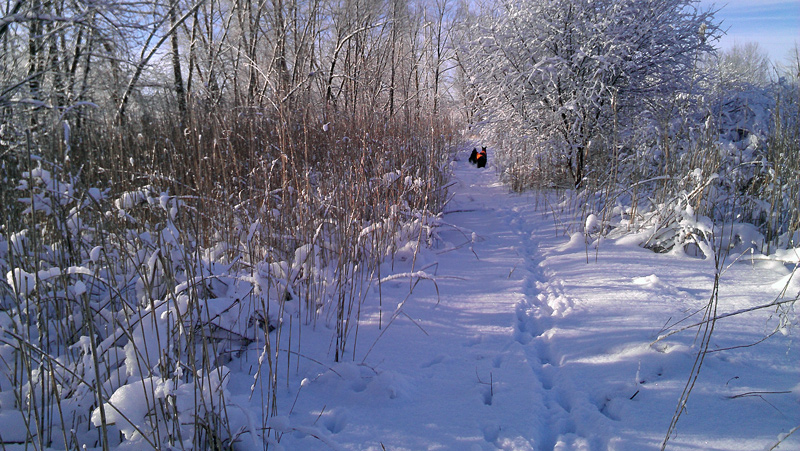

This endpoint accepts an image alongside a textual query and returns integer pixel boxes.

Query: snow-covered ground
[5,147,795,450]
[222,148,798,450]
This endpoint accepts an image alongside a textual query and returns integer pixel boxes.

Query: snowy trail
[347,149,553,449]
[258,147,799,451]
[267,148,568,450]
[430,148,634,450]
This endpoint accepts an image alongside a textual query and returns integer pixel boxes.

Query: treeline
[0,0,465,261]
[458,0,799,256]
[1,0,461,172]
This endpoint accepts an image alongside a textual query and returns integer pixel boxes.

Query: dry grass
[0,102,456,449]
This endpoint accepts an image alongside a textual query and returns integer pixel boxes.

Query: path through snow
[244,147,799,450]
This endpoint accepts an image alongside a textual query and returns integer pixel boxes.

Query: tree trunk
[28,0,43,125]
[574,145,585,189]
[170,0,187,123]
[272,0,290,102]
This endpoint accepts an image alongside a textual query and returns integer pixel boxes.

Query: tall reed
[0,100,456,449]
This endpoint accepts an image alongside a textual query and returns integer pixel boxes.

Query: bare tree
[715,41,773,89]
[115,0,203,124]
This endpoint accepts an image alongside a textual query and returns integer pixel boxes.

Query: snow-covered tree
[459,0,720,187]
[716,41,773,89]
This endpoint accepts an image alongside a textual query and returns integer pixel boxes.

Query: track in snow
[436,147,612,450]
[264,146,799,451]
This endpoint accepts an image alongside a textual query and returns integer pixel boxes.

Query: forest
[0,0,797,449]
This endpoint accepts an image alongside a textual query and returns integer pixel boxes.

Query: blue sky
[701,0,800,62]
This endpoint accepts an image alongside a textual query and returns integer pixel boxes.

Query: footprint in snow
[420,354,447,368]
[492,353,505,369]
[481,421,501,443]
[479,384,493,406]
[321,408,348,434]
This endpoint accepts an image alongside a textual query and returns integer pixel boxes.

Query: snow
[212,147,796,450]
[1,147,797,450]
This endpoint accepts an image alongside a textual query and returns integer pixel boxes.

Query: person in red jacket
[476,147,487,168]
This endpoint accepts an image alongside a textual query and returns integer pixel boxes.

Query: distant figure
[476,147,487,168]
[468,148,479,164]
